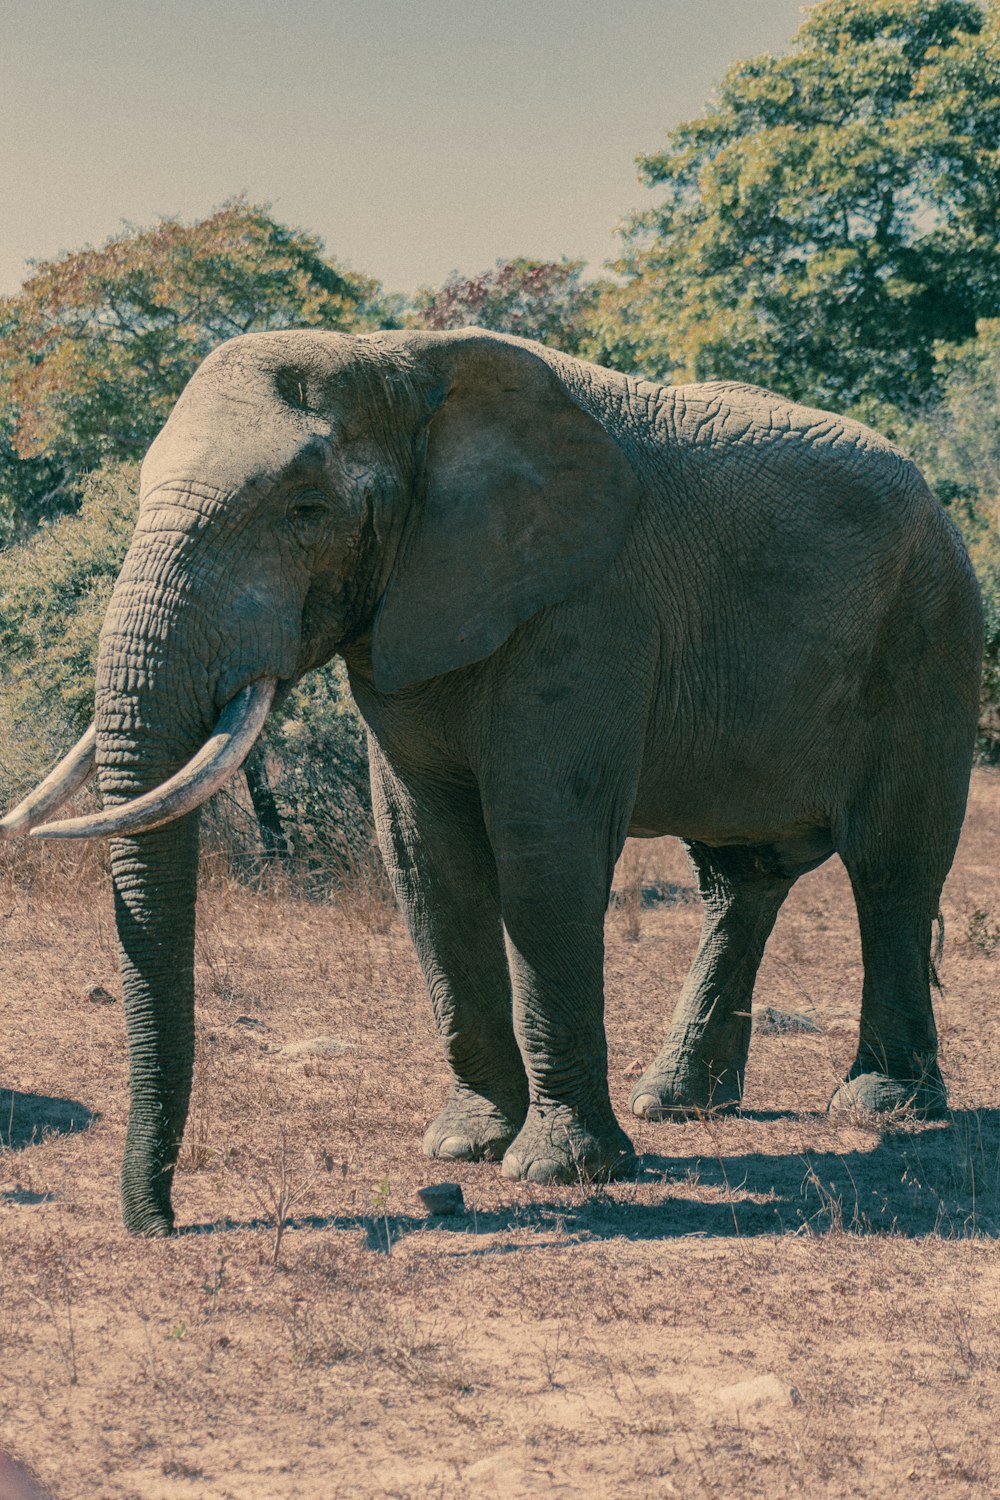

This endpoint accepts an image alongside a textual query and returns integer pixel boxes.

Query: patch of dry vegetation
[1,773,998,1498]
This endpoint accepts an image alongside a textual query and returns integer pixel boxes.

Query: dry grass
[0,772,998,1498]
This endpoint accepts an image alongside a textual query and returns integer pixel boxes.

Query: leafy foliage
[0,462,136,802]
[899,320,1000,522]
[978,561,1000,762]
[2,48,998,849]
[0,199,391,537]
[410,257,601,355]
[896,320,1000,757]
[594,0,1000,412]
[263,662,374,886]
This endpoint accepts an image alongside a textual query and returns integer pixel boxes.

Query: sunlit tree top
[594,0,999,412]
[410,258,601,356]
[0,199,389,532]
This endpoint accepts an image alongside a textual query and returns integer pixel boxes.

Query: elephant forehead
[139,393,335,503]
[194,329,388,411]
[199,328,362,380]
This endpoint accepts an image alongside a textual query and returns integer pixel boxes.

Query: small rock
[712,1373,800,1416]
[463,1450,574,1493]
[275,1036,354,1059]
[234,1015,267,1032]
[85,985,117,1005]
[622,1058,645,1079]
[317,1151,348,1176]
[463,1451,511,1480]
[754,1006,821,1035]
[417,1182,465,1216]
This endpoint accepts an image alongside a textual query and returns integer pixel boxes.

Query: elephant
[1,327,983,1237]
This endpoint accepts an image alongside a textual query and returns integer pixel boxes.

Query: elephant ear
[371,333,641,693]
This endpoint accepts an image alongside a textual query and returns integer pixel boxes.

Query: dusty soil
[1,771,998,1499]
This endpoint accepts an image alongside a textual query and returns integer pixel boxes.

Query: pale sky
[2,0,808,298]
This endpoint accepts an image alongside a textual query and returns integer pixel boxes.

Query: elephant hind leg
[830,836,951,1119]
[630,840,801,1119]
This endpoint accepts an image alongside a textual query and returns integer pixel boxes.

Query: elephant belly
[627,732,838,861]
[628,806,835,880]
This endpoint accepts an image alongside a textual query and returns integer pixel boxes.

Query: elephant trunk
[93,571,214,1234]
[90,546,284,1234]
[111,814,200,1235]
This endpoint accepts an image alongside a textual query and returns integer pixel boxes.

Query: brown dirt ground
[1,771,998,1500]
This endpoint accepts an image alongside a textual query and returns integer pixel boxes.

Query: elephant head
[1,328,639,1233]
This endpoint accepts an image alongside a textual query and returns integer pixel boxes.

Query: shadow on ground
[183,1108,999,1245]
[0,1090,96,1152]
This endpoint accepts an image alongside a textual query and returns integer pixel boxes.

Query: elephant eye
[286,491,330,541]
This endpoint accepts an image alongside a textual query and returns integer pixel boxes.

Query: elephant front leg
[371,749,528,1161]
[631,842,791,1119]
[494,851,635,1185]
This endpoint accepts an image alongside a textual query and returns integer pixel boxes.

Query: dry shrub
[613,843,645,942]
[246,1130,322,1267]
[0,809,110,904]
[964,907,1000,954]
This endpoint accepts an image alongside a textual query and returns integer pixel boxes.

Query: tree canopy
[593,0,1000,415]
[410,258,601,355]
[0,463,135,799]
[0,199,390,536]
[895,319,1000,755]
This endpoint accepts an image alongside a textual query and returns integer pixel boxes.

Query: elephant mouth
[0,677,277,841]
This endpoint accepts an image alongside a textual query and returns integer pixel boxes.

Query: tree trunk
[243,746,291,860]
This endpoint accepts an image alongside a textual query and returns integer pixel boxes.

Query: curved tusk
[31,678,277,841]
[0,724,98,839]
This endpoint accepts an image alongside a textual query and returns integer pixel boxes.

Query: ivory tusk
[0,724,98,838]
[30,678,277,840]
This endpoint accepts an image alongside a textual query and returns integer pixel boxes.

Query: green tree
[897,320,1000,757]
[0,199,390,537]
[595,0,1000,413]
[901,319,1000,522]
[411,257,602,355]
[0,463,136,800]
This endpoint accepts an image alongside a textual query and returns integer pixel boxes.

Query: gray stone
[712,1374,801,1416]
[275,1036,354,1058]
[754,1006,821,1035]
[417,1182,465,1216]
[85,985,117,1005]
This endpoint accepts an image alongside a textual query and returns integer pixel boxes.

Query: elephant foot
[828,1061,947,1120]
[501,1105,635,1185]
[629,1050,743,1120]
[423,1089,527,1163]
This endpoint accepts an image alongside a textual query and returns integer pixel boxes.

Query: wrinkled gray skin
[92,328,981,1235]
